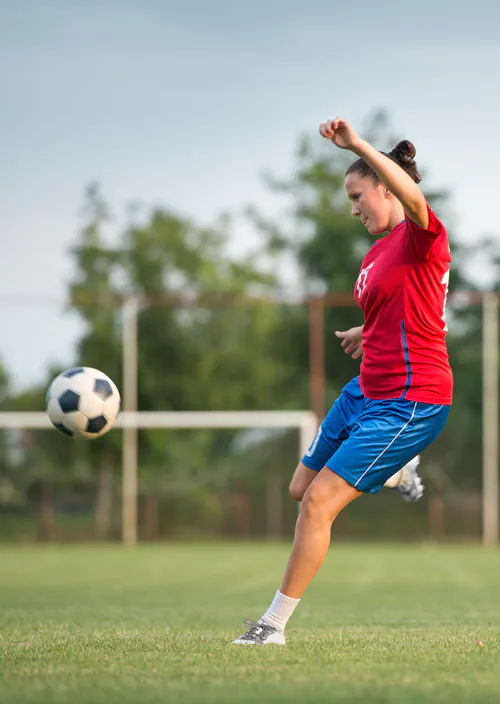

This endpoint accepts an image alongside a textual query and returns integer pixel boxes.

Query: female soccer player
[232,117,453,645]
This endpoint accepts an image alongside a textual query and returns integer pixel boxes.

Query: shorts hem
[324,463,382,495]
[301,456,321,473]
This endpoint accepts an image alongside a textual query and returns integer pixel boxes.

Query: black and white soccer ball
[46,367,121,439]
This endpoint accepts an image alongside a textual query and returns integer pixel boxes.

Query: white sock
[384,468,403,488]
[384,455,420,488]
[262,590,300,632]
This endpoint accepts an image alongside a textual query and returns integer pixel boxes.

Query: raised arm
[320,118,429,229]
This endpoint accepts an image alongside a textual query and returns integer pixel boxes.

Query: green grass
[1,543,500,703]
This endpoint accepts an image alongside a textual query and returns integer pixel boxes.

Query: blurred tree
[64,188,299,536]
[120,207,288,531]
[4,110,493,542]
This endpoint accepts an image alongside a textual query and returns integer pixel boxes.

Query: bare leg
[233,455,420,643]
[281,468,361,598]
[291,459,421,501]
[289,462,318,501]
[231,468,362,644]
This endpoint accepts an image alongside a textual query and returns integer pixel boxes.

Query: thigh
[326,401,450,495]
[302,466,362,520]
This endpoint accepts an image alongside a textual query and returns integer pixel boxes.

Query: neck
[388,203,405,232]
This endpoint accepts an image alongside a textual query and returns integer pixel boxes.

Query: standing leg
[280,468,361,598]
[232,468,360,645]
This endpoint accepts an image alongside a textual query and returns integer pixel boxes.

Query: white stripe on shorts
[354,402,417,488]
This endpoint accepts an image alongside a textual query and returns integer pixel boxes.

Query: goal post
[0,410,319,547]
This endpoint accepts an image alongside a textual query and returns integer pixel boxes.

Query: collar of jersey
[372,219,406,247]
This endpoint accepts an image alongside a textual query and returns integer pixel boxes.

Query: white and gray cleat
[395,455,424,503]
[231,619,286,645]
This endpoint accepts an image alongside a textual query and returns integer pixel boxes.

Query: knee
[289,478,305,502]
[301,481,339,524]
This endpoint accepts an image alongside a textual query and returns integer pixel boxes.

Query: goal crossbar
[0,410,319,547]
[0,409,318,460]
[0,409,317,443]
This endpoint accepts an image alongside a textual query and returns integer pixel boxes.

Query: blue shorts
[302,376,450,494]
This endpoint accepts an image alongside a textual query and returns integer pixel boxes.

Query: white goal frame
[0,410,319,546]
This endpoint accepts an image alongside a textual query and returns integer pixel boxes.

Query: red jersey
[354,204,453,404]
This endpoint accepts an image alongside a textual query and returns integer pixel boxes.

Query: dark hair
[345,140,422,184]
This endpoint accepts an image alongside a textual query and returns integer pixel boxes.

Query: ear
[384,188,392,199]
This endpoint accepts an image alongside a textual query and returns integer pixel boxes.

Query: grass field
[1,543,500,703]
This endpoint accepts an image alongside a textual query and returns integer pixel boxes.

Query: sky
[1,0,500,391]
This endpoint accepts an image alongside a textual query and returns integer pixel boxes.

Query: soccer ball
[46,367,121,439]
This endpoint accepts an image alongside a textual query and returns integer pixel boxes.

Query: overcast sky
[1,0,499,391]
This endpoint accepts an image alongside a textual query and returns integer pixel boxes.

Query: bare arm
[319,118,429,229]
[352,139,428,229]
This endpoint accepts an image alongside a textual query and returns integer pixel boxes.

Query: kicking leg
[292,455,424,505]
[383,455,424,502]
[289,462,318,502]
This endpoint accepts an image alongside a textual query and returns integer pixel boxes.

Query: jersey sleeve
[405,203,449,261]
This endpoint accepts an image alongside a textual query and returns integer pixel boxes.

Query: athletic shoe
[231,619,286,645]
[396,455,424,503]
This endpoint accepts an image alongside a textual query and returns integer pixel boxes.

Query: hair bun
[391,140,416,161]
[388,140,421,183]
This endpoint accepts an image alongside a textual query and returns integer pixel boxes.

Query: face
[344,173,392,235]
